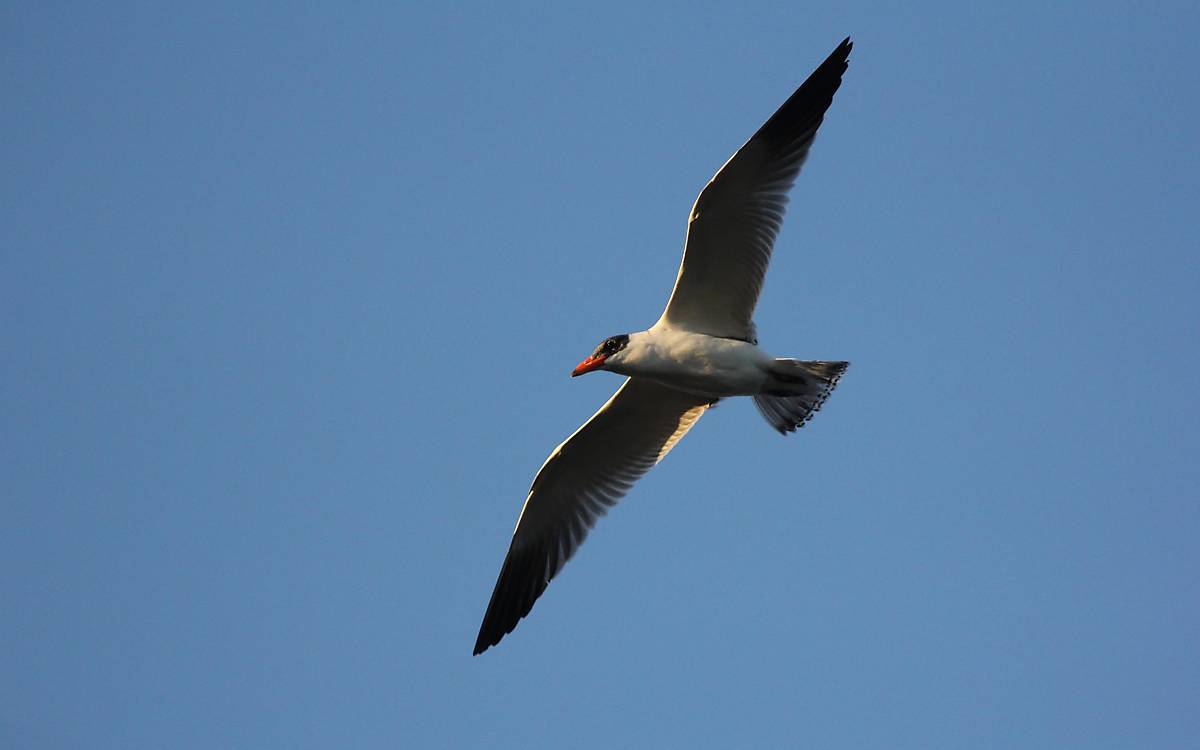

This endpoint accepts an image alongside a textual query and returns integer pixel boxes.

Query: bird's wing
[656,38,852,341]
[473,378,714,654]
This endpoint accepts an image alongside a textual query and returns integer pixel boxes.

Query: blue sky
[3,2,1198,747]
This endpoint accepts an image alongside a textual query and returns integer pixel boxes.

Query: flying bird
[474,38,853,655]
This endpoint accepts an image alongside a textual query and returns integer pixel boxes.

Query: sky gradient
[3,3,1199,748]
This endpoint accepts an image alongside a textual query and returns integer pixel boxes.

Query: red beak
[571,355,606,377]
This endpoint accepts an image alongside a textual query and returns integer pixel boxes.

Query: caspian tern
[474,38,853,655]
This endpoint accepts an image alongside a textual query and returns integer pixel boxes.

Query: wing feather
[657,38,852,340]
[473,378,714,654]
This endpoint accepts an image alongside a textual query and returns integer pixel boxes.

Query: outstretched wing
[474,378,714,654]
[657,38,852,341]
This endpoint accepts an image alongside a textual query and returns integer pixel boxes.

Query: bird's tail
[753,359,847,434]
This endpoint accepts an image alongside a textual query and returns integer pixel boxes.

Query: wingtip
[472,627,501,656]
[829,36,853,65]
[472,613,505,656]
[470,624,504,652]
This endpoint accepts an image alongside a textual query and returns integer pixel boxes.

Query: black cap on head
[593,334,630,358]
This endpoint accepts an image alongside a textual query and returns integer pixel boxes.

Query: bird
[474,38,853,655]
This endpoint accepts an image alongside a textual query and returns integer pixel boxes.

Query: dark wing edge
[473,379,713,655]
[752,37,852,162]
[657,37,853,339]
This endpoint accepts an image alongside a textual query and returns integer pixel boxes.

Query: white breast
[611,327,774,398]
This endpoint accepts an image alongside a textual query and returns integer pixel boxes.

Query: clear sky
[3,2,1198,748]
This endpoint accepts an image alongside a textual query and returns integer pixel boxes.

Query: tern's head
[571,334,631,377]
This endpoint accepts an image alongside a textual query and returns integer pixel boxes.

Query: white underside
[603,325,776,398]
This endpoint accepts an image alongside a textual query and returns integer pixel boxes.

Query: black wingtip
[826,36,853,69]
[752,36,854,153]
[472,631,488,655]
[472,614,506,655]
[473,614,502,656]
[472,536,554,656]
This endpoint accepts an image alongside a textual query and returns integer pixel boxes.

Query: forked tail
[753,359,848,434]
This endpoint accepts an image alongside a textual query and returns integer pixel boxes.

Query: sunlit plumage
[475,38,854,655]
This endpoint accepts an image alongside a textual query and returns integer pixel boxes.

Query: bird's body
[474,38,855,655]
[608,327,774,398]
